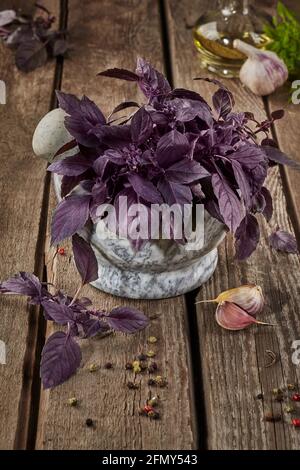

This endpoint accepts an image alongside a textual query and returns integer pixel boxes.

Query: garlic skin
[195,284,264,315]
[233,39,288,96]
[215,301,272,331]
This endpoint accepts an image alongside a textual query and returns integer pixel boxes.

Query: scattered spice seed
[284,405,295,414]
[57,247,66,256]
[148,378,156,386]
[67,397,78,407]
[273,389,284,402]
[104,362,113,369]
[154,376,168,388]
[264,411,281,422]
[125,362,133,370]
[148,410,160,420]
[132,360,141,374]
[88,363,98,373]
[127,381,139,390]
[148,336,158,344]
[264,350,278,368]
[291,393,300,402]
[292,418,300,428]
[146,350,156,358]
[147,396,159,407]
[256,393,264,400]
[137,354,147,361]
[85,418,94,427]
[287,383,296,390]
[140,361,148,371]
[148,362,158,373]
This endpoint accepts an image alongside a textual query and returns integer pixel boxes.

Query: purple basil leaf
[230,144,267,169]
[231,160,251,208]
[15,39,48,72]
[169,88,207,103]
[40,332,81,389]
[263,146,300,170]
[260,187,273,222]
[235,214,260,260]
[109,101,139,117]
[48,152,93,176]
[212,87,234,119]
[5,25,34,47]
[51,194,91,245]
[0,10,16,27]
[60,174,86,198]
[136,57,171,100]
[165,159,210,184]
[93,124,131,149]
[158,177,192,206]
[0,272,42,300]
[174,98,213,125]
[106,307,149,334]
[42,300,75,324]
[82,318,110,338]
[56,91,81,115]
[98,68,139,81]
[72,234,98,285]
[271,109,284,121]
[128,173,163,203]
[156,130,189,168]
[212,172,243,233]
[131,107,153,144]
[269,230,298,253]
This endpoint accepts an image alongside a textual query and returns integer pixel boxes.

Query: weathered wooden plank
[267,1,300,237]
[36,0,197,450]
[166,0,300,450]
[0,0,60,450]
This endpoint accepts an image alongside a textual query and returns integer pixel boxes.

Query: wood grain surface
[166,0,300,450]
[0,0,60,450]
[36,0,197,451]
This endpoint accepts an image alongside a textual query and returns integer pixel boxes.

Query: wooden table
[0,0,300,450]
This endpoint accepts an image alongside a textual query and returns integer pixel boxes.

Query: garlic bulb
[233,39,288,96]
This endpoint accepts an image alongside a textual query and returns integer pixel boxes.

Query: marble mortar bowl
[33,108,226,299]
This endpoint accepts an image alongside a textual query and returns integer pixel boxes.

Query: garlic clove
[233,39,288,96]
[215,301,273,331]
[195,284,264,315]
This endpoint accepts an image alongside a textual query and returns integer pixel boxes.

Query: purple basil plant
[49,58,299,259]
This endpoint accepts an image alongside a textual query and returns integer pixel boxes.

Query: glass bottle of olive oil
[193,0,271,77]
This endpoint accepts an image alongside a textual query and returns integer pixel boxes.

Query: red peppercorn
[292,393,300,402]
[143,405,154,414]
[57,247,66,256]
[292,418,300,427]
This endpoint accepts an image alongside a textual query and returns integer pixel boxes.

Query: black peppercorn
[148,362,158,373]
[125,362,133,370]
[104,362,113,369]
[148,378,156,386]
[127,381,139,389]
[256,393,263,400]
[137,354,147,361]
[85,418,94,427]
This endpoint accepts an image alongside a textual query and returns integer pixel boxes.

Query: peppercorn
[155,375,167,387]
[264,411,281,422]
[146,350,156,358]
[140,361,148,371]
[57,247,66,256]
[132,360,141,374]
[148,362,158,373]
[148,378,156,386]
[85,418,94,427]
[125,362,133,370]
[148,336,158,344]
[67,397,78,407]
[284,405,295,414]
[255,393,263,400]
[287,383,296,390]
[147,409,160,419]
[104,362,113,369]
[137,354,147,361]
[292,418,300,428]
[147,396,159,407]
[273,389,284,402]
[292,393,300,402]
[127,381,139,390]
[88,363,98,373]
